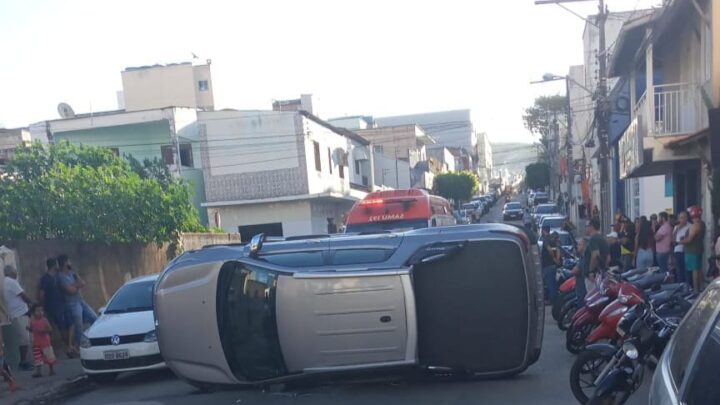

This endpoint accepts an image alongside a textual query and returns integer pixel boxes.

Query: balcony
[634,83,704,138]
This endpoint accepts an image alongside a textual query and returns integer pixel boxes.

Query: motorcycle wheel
[566,322,593,354]
[552,292,573,321]
[558,299,578,331]
[570,350,613,404]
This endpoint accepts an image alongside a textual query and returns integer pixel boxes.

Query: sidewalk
[1,354,88,404]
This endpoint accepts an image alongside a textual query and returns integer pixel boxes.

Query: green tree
[523,95,567,158]
[433,171,479,206]
[0,141,204,243]
[525,162,550,191]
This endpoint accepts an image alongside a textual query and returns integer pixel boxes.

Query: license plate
[103,350,129,361]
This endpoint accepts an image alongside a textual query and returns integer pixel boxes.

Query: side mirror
[98,306,106,315]
[249,233,266,258]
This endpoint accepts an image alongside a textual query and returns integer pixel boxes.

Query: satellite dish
[57,103,75,119]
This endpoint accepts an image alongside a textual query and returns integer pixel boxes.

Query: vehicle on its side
[538,215,567,232]
[532,203,560,227]
[503,202,524,221]
[461,202,482,223]
[80,274,164,382]
[533,192,549,205]
[345,189,455,233]
[154,225,545,388]
[454,210,471,225]
[650,278,720,404]
[471,197,490,214]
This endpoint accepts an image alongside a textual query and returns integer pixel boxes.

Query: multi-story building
[613,0,719,245]
[199,107,376,240]
[354,124,434,165]
[476,132,493,193]
[0,127,31,168]
[374,109,477,154]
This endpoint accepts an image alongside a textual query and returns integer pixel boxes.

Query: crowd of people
[0,254,97,392]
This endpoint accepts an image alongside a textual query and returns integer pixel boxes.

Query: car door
[275,267,414,372]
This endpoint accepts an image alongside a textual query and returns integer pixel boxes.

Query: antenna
[57,103,76,119]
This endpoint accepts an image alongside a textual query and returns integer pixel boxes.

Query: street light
[531,73,595,96]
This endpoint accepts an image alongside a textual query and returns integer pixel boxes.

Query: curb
[13,375,96,405]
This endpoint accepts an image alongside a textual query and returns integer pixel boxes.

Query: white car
[80,274,164,382]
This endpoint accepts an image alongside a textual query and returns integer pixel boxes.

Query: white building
[374,110,477,153]
[200,108,375,240]
[120,61,214,112]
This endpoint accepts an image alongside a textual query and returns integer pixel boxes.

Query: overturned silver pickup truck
[153,224,544,388]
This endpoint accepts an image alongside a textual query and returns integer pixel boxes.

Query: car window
[104,280,155,314]
[506,203,521,209]
[260,251,325,267]
[684,311,720,404]
[670,287,720,386]
[536,205,557,214]
[332,249,393,265]
[542,218,565,228]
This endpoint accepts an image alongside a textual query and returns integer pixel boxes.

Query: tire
[558,299,578,331]
[566,322,593,354]
[87,373,117,383]
[552,292,574,321]
[570,350,613,404]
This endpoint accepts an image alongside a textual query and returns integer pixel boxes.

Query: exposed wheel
[570,350,613,404]
[558,299,578,331]
[552,292,574,321]
[87,373,117,383]
[566,322,593,354]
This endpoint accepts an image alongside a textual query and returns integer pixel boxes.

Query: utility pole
[566,77,574,217]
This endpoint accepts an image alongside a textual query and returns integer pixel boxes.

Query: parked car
[649,278,720,404]
[80,274,164,382]
[454,210,471,225]
[537,230,575,253]
[533,192,549,205]
[532,204,560,226]
[538,215,566,231]
[461,202,482,222]
[154,225,544,388]
[503,202,524,221]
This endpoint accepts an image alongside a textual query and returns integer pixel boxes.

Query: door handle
[380,315,392,323]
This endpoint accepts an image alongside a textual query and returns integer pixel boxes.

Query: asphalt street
[67,196,649,405]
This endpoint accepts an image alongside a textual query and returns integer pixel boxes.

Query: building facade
[120,62,214,112]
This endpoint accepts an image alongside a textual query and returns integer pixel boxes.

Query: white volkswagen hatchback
[80,274,164,382]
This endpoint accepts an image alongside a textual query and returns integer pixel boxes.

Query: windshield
[346,219,429,233]
[542,218,565,228]
[462,203,477,210]
[536,205,557,214]
[104,280,155,314]
[505,203,521,210]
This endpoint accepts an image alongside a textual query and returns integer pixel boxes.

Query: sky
[0,0,661,144]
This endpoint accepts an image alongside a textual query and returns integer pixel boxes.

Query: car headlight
[622,342,639,360]
[80,334,91,349]
[144,330,158,343]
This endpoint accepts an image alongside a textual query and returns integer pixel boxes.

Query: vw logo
[111,335,121,345]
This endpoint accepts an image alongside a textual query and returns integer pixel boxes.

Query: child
[27,305,56,377]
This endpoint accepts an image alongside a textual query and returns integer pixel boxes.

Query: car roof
[536,203,556,208]
[126,273,161,284]
[541,215,565,220]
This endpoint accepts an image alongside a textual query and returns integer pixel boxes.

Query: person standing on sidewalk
[673,211,691,285]
[37,258,70,352]
[655,212,673,273]
[0,270,17,393]
[540,225,560,305]
[584,218,609,282]
[572,237,590,302]
[681,206,706,293]
[635,217,655,271]
[28,305,56,378]
[57,255,97,356]
[3,265,34,371]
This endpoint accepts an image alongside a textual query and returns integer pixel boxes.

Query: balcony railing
[634,83,704,137]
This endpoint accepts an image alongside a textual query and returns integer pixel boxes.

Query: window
[104,281,155,314]
[670,287,720,385]
[179,143,193,167]
[161,145,174,165]
[108,147,120,157]
[374,145,384,154]
[327,148,332,174]
[198,80,209,91]
[355,160,361,175]
[313,141,321,172]
[260,252,324,268]
[684,312,720,404]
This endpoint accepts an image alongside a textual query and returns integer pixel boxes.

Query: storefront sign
[619,117,643,179]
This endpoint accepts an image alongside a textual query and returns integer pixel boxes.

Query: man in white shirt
[3,265,34,370]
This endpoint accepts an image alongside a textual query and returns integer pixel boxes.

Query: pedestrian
[592,206,600,222]
[613,210,624,233]
[606,231,622,270]
[655,212,673,273]
[619,217,635,270]
[540,225,560,305]
[37,258,70,352]
[57,255,97,356]
[523,208,532,230]
[3,265,34,371]
[27,305,56,378]
[583,218,609,287]
[572,237,590,302]
[635,217,654,271]
[673,211,691,285]
[0,269,17,393]
[680,206,706,293]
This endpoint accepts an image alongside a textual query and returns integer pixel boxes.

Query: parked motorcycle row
[550,261,696,404]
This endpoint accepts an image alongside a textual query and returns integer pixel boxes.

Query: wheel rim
[578,355,609,397]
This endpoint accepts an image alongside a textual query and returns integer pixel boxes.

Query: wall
[355,125,422,160]
[639,175,673,216]
[192,64,214,110]
[327,117,368,130]
[309,200,354,234]
[303,116,352,195]
[179,232,241,251]
[200,111,309,202]
[122,64,198,112]
[373,151,411,189]
[207,201,313,238]
[427,147,455,172]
